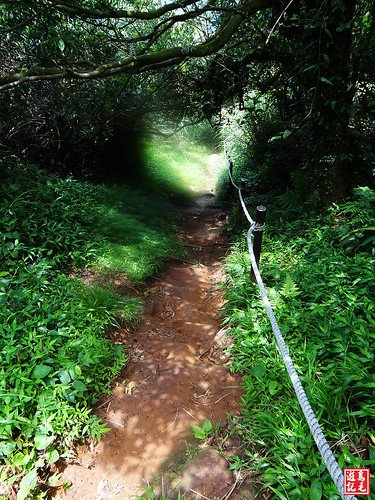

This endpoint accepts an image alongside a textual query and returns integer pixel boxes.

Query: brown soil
[55,194,250,500]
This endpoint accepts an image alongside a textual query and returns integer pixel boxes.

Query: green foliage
[223,189,375,498]
[191,419,213,440]
[329,187,375,254]
[0,157,128,493]
[80,285,142,328]
[0,156,99,269]
[219,104,318,214]
[212,1,375,208]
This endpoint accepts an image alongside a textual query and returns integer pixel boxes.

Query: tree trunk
[312,0,355,205]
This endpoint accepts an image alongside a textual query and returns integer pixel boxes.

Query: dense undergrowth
[223,187,375,499]
[0,152,186,497]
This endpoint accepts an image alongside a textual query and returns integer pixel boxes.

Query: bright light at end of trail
[207,153,220,167]
[207,153,225,176]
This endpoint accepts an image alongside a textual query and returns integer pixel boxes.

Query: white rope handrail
[227,160,356,500]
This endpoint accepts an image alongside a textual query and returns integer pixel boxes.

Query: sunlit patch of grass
[92,128,226,283]
[93,184,185,282]
[141,133,225,201]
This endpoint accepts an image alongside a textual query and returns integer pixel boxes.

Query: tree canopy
[0,0,374,204]
[0,0,274,90]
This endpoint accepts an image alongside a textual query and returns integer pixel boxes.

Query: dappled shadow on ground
[56,194,245,499]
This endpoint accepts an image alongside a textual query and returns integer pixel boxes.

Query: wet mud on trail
[57,194,249,499]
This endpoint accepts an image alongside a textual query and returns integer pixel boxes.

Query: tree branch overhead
[0,0,275,91]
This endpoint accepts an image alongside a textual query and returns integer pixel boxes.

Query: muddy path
[57,194,246,499]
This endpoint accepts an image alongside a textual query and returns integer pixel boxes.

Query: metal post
[251,205,267,281]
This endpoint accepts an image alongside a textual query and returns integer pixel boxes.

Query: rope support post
[250,204,266,281]
[229,159,234,176]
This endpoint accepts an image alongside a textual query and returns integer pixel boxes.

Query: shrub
[223,188,375,498]
[0,156,126,496]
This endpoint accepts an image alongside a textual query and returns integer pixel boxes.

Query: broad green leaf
[251,364,266,378]
[17,468,37,500]
[202,419,212,432]
[75,365,82,376]
[46,448,59,464]
[268,381,279,395]
[72,380,87,392]
[58,39,65,52]
[34,434,55,450]
[192,425,206,440]
[13,452,30,466]
[58,370,71,385]
[0,440,16,456]
[309,479,322,500]
[33,365,52,379]
[64,388,75,402]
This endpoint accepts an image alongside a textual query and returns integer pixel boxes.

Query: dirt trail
[57,194,244,499]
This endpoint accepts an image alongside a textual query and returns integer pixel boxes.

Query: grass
[141,131,225,201]
[80,284,142,328]
[92,184,184,281]
[222,187,375,499]
[139,480,185,499]
[91,128,225,280]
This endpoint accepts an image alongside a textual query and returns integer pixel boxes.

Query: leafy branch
[0,0,275,91]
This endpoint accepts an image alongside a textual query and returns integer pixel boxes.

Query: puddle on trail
[55,194,248,499]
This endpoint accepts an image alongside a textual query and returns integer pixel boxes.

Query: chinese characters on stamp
[344,468,371,496]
